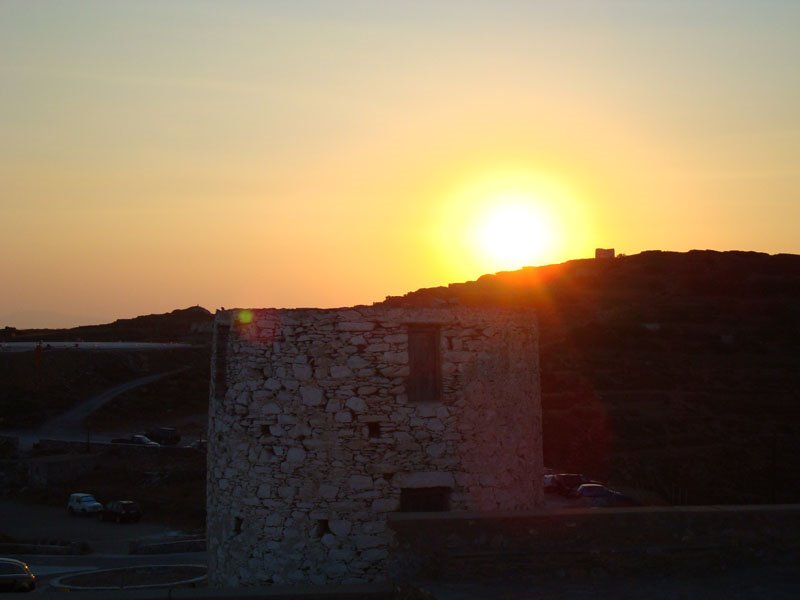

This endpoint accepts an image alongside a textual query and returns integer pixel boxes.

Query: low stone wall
[130,537,207,555]
[3,440,203,488]
[0,542,89,555]
[36,439,199,458]
[0,457,26,486]
[389,505,800,581]
[0,435,19,458]
[26,453,100,487]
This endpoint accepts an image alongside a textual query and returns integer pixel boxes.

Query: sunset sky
[2,1,798,328]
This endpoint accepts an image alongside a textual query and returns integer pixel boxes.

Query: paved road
[0,499,205,593]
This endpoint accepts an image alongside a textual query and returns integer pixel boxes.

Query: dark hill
[0,306,213,343]
[385,250,800,504]
[0,307,213,428]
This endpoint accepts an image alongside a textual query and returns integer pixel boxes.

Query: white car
[67,493,103,516]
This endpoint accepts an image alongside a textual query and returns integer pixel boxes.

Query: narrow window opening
[400,487,451,512]
[234,517,243,534]
[214,325,230,401]
[315,519,330,537]
[368,422,381,438]
[407,324,442,403]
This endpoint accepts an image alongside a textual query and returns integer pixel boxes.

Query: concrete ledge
[389,504,800,581]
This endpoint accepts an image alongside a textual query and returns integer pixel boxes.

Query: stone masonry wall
[207,305,542,586]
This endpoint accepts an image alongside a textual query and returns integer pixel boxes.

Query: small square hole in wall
[368,422,381,438]
[400,487,451,512]
[315,519,330,538]
[260,425,270,436]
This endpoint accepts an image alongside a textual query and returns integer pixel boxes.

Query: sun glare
[432,168,591,281]
[474,197,555,271]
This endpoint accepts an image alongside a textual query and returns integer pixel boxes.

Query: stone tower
[207,304,542,586]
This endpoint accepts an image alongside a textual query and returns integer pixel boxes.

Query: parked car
[99,500,142,523]
[573,483,640,507]
[145,427,181,446]
[543,468,557,492]
[186,439,207,452]
[110,434,160,447]
[67,493,103,516]
[552,473,596,496]
[0,558,36,592]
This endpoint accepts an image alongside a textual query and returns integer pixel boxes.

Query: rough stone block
[337,322,375,331]
[345,396,367,412]
[300,386,324,406]
[425,443,447,458]
[395,471,455,488]
[252,390,271,402]
[349,475,373,490]
[335,411,353,423]
[371,498,399,513]
[330,365,354,378]
[329,519,352,537]
[286,447,307,463]
[354,535,384,550]
[383,351,408,364]
[346,355,370,369]
[329,548,356,561]
[293,364,312,380]
[319,484,339,499]
[278,486,296,499]
[361,548,389,562]
[426,418,445,432]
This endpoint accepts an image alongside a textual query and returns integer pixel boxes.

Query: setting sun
[432,168,592,280]
[473,197,555,271]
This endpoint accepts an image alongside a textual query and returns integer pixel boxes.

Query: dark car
[100,500,142,523]
[145,427,181,446]
[0,558,36,592]
[110,434,159,447]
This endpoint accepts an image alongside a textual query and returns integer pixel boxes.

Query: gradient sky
[2,1,798,328]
